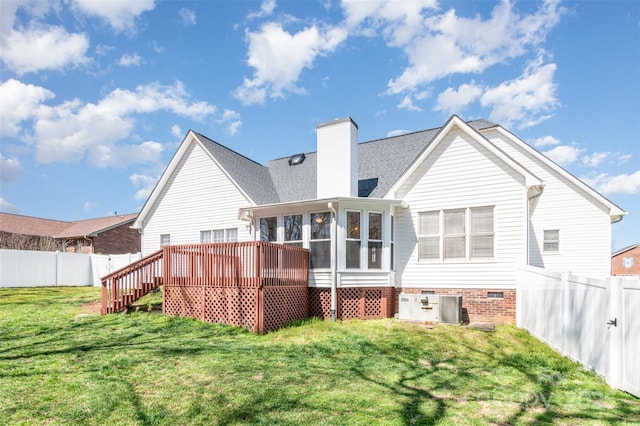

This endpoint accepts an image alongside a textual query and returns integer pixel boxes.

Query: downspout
[526,185,545,266]
[328,202,337,322]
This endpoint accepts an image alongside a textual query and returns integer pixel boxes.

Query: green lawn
[0,287,638,425]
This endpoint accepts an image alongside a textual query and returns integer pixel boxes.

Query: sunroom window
[284,214,303,247]
[368,212,382,269]
[346,211,361,269]
[259,217,277,242]
[310,212,331,269]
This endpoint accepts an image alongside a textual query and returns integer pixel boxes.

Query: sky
[0,0,638,252]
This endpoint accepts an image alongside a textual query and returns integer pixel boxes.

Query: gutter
[328,202,337,322]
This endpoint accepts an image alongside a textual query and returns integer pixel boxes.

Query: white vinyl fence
[0,249,142,288]
[518,265,640,397]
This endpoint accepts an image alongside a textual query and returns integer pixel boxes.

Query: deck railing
[101,249,163,315]
[162,241,309,288]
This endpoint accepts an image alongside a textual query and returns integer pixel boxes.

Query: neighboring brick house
[611,244,640,278]
[0,213,140,254]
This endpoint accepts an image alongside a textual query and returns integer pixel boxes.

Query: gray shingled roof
[194,119,496,205]
[194,132,279,205]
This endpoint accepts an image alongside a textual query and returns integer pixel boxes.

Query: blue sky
[0,0,638,251]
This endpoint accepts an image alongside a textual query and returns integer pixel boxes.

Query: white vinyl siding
[396,129,527,290]
[482,128,613,278]
[141,141,251,255]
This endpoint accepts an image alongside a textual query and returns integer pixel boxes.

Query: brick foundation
[397,288,516,324]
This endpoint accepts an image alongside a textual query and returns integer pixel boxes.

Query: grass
[0,287,638,425]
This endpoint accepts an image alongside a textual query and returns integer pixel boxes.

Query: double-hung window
[346,211,361,269]
[444,209,466,259]
[260,217,277,242]
[543,229,559,252]
[470,207,494,258]
[284,214,303,247]
[418,211,440,260]
[310,212,331,269]
[160,234,170,246]
[368,212,382,269]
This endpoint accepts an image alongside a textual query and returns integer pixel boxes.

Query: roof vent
[288,153,306,166]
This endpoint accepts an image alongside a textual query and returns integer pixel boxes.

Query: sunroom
[239,196,406,319]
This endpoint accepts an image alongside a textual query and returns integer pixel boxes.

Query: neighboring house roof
[0,213,70,237]
[0,212,137,238]
[612,243,640,257]
[134,115,625,227]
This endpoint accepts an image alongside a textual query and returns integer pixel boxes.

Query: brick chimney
[316,117,358,198]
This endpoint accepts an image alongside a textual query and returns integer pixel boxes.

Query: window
[200,230,211,243]
[160,234,170,246]
[346,211,361,269]
[225,228,238,242]
[419,206,494,261]
[212,229,224,243]
[488,291,504,299]
[418,211,440,260]
[390,215,395,270]
[470,207,494,258]
[284,214,303,247]
[260,217,277,242]
[310,212,331,269]
[201,228,238,243]
[368,212,382,269]
[543,230,559,252]
[444,209,465,259]
[623,257,634,268]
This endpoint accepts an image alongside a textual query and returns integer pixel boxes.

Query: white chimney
[316,117,358,198]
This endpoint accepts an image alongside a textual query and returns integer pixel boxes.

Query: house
[0,212,140,254]
[611,244,640,278]
[132,115,625,323]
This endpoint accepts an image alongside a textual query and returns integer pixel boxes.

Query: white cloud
[0,154,21,183]
[117,53,144,67]
[234,22,347,105]
[95,44,115,56]
[398,95,422,111]
[70,0,155,32]
[89,141,163,168]
[531,135,560,147]
[581,171,640,195]
[218,109,242,136]
[248,0,277,19]
[582,152,610,168]
[0,197,18,213]
[129,173,158,201]
[385,0,563,94]
[387,129,409,137]
[83,201,97,211]
[543,144,583,166]
[0,26,90,74]
[179,8,196,26]
[171,124,183,139]
[480,57,558,128]
[0,79,55,137]
[435,83,482,115]
[341,0,437,45]
[615,153,632,165]
[18,81,215,166]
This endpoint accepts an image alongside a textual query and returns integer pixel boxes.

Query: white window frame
[200,228,238,243]
[345,210,362,269]
[543,229,559,253]
[259,216,278,242]
[310,211,331,270]
[160,234,170,246]
[283,213,303,247]
[418,206,495,262]
[368,211,383,270]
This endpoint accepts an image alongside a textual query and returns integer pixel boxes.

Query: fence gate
[618,279,640,396]
[518,267,640,398]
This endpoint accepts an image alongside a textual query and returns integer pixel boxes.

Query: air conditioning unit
[440,295,463,324]
[398,293,440,322]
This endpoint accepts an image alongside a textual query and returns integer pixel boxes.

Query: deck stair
[101,249,164,315]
